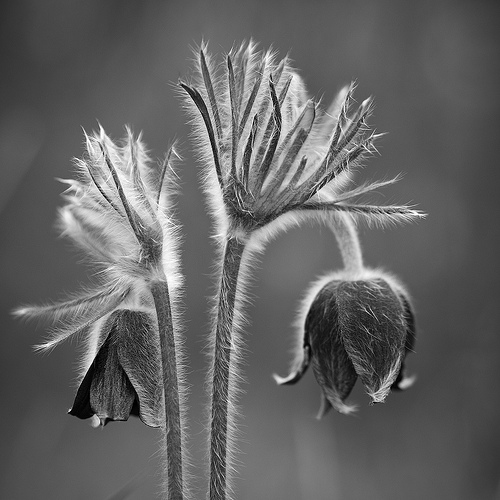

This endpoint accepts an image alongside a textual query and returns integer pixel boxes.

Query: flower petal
[89,337,136,426]
[115,310,164,427]
[391,292,417,391]
[69,312,136,426]
[335,279,407,404]
[306,280,358,416]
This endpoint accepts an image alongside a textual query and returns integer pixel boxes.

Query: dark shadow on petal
[69,310,139,425]
[68,362,95,419]
[89,325,136,424]
[308,280,358,415]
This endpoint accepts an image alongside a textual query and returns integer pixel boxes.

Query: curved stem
[209,237,246,500]
[329,212,364,274]
[150,280,185,500]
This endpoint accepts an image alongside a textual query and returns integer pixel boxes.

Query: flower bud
[275,271,416,417]
[69,309,163,427]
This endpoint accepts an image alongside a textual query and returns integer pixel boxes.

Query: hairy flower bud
[275,271,416,416]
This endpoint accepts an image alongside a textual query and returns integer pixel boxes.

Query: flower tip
[395,373,417,391]
[81,127,93,151]
[367,360,403,404]
[360,96,373,112]
[272,371,302,385]
[90,416,102,428]
[272,373,287,385]
[368,397,386,406]
[367,386,391,405]
[334,401,358,416]
[97,121,105,138]
[316,396,357,419]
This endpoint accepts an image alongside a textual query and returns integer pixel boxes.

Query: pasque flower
[275,268,416,416]
[180,41,421,243]
[15,127,183,427]
[69,308,163,426]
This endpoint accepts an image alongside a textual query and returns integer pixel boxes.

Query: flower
[69,309,163,426]
[274,269,416,416]
[180,41,422,244]
[15,127,181,426]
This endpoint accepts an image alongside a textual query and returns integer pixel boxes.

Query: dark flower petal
[391,293,417,391]
[115,309,163,427]
[69,310,146,426]
[68,362,95,420]
[336,279,406,404]
[69,310,131,423]
[307,280,358,415]
[89,328,136,425]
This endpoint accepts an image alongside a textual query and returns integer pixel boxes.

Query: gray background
[1,0,499,499]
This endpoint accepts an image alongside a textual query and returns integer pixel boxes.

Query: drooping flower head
[180,41,422,244]
[275,268,416,416]
[15,127,182,426]
[69,308,164,426]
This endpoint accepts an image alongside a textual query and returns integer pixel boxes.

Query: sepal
[69,309,163,427]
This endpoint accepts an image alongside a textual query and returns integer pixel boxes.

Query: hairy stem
[209,237,246,500]
[329,212,364,274]
[151,279,185,500]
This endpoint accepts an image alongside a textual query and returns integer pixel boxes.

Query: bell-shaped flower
[274,269,416,416]
[69,309,164,426]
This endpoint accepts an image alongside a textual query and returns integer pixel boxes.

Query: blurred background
[1,0,499,499]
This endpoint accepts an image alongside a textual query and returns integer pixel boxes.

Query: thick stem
[209,237,246,500]
[329,212,364,274]
[151,279,184,500]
